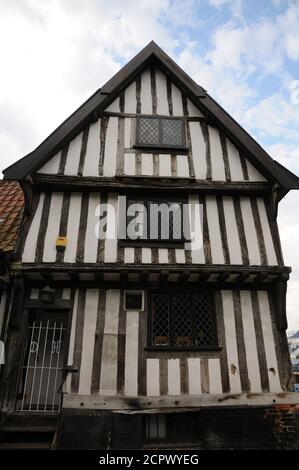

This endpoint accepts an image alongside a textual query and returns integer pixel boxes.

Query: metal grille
[152,293,170,346]
[138,118,159,145]
[162,119,183,146]
[136,117,184,148]
[173,294,193,347]
[17,319,66,412]
[151,292,216,349]
[193,294,216,347]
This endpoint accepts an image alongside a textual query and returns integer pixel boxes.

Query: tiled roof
[0,180,24,252]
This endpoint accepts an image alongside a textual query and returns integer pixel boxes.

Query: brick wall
[201,405,298,449]
[57,405,299,449]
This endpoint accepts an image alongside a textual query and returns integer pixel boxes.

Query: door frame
[13,304,73,413]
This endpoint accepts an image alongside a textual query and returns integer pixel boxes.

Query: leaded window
[136,117,186,149]
[149,292,217,350]
[124,198,189,244]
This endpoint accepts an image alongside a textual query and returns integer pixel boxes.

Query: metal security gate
[17,310,67,412]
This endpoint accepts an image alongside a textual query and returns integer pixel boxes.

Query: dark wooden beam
[140,270,149,282]
[68,271,79,282]
[218,272,231,283]
[22,262,292,277]
[237,272,250,283]
[40,271,53,283]
[95,272,103,282]
[33,174,272,196]
[179,270,190,282]
[160,270,170,283]
[255,272,268,283]
[120,269,128,283]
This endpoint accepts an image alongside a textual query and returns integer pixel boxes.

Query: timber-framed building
[0,42,299,449]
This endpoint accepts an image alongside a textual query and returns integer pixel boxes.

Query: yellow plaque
[56,237,68,248]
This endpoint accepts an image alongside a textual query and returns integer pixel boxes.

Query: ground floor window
[149,291,217,350]
[144,413,201,445]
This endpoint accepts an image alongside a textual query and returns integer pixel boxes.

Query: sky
[0,0,298,330]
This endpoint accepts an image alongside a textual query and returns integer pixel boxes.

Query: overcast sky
[0,0,298,330]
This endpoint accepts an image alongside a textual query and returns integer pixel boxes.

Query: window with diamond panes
[150,292,217,349]
[136,117,185,149]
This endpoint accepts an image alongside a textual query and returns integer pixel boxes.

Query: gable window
[148,292,218,350]
[135,117,186,149]
[120,197,190,247]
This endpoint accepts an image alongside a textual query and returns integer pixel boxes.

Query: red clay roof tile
[0,180,24,252]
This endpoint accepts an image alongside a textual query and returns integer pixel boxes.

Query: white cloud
[209,0,243,20]
[278,1,299,61]
[266,143,299,175]
[243,93,299,143]
[0,0,179,170]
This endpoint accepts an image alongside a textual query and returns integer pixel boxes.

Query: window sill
[119,240,188,248]
[145,346,222,352]
[133,144,188,153]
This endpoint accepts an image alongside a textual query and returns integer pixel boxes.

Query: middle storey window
[119,197,190,247]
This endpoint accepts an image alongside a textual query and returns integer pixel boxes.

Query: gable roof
[0,181,24,253]
[3,41,299,190]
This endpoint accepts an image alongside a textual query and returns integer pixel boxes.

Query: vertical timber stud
[219,130,231,182]
[273,275,293,389]
[267,287,290,391]
[99,116,109,176]
[251,291,270,392]
[35,193,51,263]
[97,193,108,264]
[76,193,89,264]
[239,152,249,181]
[200,121,212,181]
[233,196,249,266]
[71,289,86,393]
[202,196,212,264]
[117,291,126,394]
[233,291,250,392]
[77,125,90,176]
[216,196,230,264]
[138,292,147,396]
[215,291,230,393]
[56,192,71,263]
[250,197,268,265]
[182,93,195,177]
[150,65,157,115]
[274,276,288,331]
[58,143,69,175]
[91,289,107,394]
[266,187,284,266]
[116,92,125,176]
[166,76,173,116]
